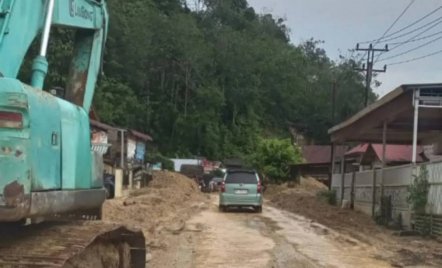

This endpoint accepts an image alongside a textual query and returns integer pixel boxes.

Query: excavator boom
[0,0,107,110]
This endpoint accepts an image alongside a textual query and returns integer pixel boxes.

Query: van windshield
[225,172,257,184]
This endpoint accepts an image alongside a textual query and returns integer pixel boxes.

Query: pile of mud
[270,188,379,235]
[267,177,442,267]
[267,178,386,241]
[265,177,327,199]
[103,171,206,242]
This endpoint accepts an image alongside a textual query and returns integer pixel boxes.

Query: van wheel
[219,206,225,212]
[255,206,262,213]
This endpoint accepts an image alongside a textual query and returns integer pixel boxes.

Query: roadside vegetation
[250,138,303,184]
[19,0,374,162]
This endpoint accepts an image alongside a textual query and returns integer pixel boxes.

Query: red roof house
[346,143,427,168]
[301,145,348,165]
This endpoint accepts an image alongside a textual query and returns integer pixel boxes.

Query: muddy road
[153,195,435,268]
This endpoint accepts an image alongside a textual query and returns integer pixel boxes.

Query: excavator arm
[0,0,108,111]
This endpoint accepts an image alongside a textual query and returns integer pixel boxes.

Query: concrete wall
[332,161,442,228]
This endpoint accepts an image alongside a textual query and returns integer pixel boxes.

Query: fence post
[351,172,356,209]
[372,169,377,218]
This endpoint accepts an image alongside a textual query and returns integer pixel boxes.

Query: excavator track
[0,221,146,268]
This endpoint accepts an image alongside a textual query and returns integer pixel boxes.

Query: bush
[250,138,303,184]
[407,165,430,214]
[317,189,337,205]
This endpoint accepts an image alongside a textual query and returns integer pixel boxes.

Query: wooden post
[114,169,123,198]
[329,142,336,190]
[381,122,387,202]
[351,172,356,209]
[120,130,125,169]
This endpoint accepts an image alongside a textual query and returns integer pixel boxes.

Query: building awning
[128,129,153,142]
[90,119,115,131]
[328,83,442,144]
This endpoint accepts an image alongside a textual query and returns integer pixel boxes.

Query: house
[110,129,153,169]
[291,145,352,183]
[90,119,115,174]
[346,143,427,170]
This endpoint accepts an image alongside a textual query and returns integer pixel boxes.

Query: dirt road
[155,195,436,268]
[105,174,439,268]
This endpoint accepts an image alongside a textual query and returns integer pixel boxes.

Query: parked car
[103,173,115,199]
[219,169,262,213]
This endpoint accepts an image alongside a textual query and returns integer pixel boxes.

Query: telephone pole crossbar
[355,44,389,107]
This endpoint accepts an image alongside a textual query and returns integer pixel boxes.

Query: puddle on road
[262,206,393,268]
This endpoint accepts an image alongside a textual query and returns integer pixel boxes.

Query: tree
[251,139,303,184]
[17,0,374,161]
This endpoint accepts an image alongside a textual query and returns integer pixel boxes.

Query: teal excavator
[0,0,146,266]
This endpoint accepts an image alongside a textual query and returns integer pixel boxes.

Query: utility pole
[331,81,336,125]
[328,82,337,190]
[355,44,388,107]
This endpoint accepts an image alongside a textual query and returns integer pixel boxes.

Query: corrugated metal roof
[346,143,425,163]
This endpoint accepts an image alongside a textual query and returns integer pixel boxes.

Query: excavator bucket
[0,222,146,268]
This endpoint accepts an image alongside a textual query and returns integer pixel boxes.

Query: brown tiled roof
[301,145,348,165]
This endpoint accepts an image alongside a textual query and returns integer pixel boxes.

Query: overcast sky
[248,0,442,96]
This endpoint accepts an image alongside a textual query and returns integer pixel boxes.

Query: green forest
[23,0,377,160]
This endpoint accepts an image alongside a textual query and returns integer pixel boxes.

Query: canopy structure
[329,83,442,165]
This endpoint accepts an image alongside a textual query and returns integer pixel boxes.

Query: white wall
[171,159,202,173]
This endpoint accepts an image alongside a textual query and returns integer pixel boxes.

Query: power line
[373,16,442,44]
[388,30,442,45]
[359,0,415,61]
[375,18,442,62]
[387,48,442,65]
[374,0,415,46]
[360,5,442,44]
[378,34,442,62]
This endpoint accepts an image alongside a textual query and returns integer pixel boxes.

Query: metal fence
[331,161,442,229]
